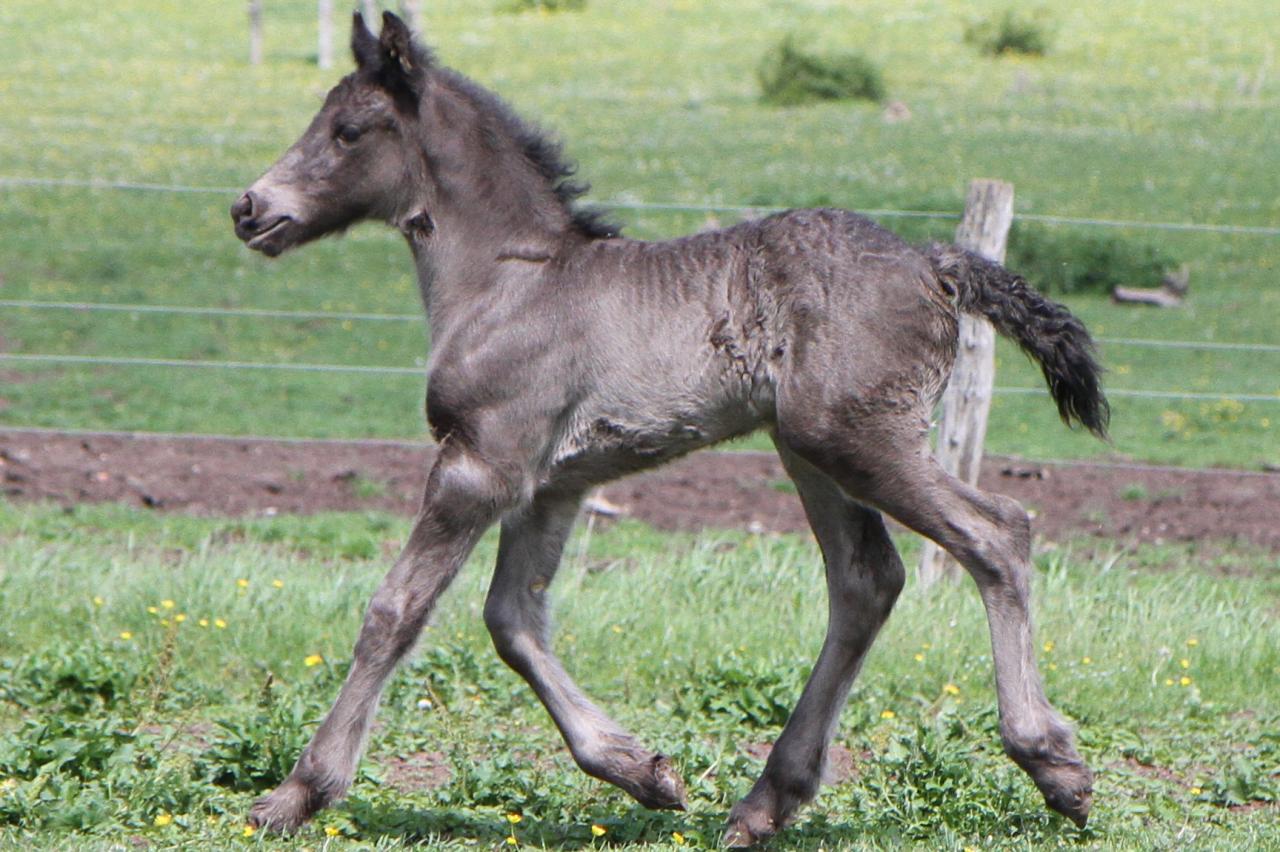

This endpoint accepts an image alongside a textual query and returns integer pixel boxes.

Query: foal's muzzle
[231,191,295,256]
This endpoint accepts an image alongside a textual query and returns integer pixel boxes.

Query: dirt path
[2,430,1278,551]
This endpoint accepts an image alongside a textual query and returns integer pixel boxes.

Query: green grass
[1,0,1278,467]
[0,500,1277,847]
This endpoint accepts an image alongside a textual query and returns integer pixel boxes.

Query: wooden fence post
[317,0,334,69]
[400,0,423,34]
[918,178,1015,587]
[248,0,263,66]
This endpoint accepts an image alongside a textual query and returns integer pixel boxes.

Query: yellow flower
[921,642,932,650]
[242,825,256,837]
[1186,638,1199,647]
[237,578,250,589]
[943,683,961,696]
[1190,786,1202,795]
[1180,676,1192,686]
[1081,656,1092,665]
[147,606,158,614]
[1165,678,1175,686]
[214,618,228,629]
[153,813,173,827]
[880,709,896,719]
[1180,658,1190,669]
[174,613,187,624]
[1043,640,1055,653]
[93,596,105,606]
[913,653,925,662]
[506,813,523,824]
[119,631,133,640]
[591,823,607,837]
[672,832,686,846]
[1048,663,1058,671]
[161,599,175,610]
[506,837,517,846]
[611,625,623,634]
[304,654,324,667]
[159,619,170,627]
[272,579,284,589]
[198,618,209,628]
[324,825,340,837]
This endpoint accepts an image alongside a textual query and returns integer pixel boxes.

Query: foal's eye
[335,124,363,145]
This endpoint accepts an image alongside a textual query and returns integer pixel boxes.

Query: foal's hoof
[721,808,776,848]
[632,754,688,811]
[248,780,321,833]
[1035,761,1094,828]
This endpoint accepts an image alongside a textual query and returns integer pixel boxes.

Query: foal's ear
[351,12,380,71]
[380,11,423,75]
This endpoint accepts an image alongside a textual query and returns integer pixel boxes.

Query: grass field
[0,500,1277,849]
[2,3,1279,847]
[1,0,1278,467]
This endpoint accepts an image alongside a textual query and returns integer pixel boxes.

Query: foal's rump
[760,206,1107,452]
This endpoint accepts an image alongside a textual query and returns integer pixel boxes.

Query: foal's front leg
[249,445,517,832]
[483,490,688,810]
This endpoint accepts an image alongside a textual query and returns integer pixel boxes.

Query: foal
[232,13,1106,845]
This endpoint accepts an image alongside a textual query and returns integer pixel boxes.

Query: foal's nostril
[230,192,256,223]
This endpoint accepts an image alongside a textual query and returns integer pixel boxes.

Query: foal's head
[232,12,615,258]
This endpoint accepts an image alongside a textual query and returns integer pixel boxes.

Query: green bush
[965,10,1053,57]
[502,0,585,13]
[1006,224,1179,295]
[758,35,886,106]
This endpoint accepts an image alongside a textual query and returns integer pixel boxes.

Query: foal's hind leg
[724,442,905,847]
[784,417,1093,828]
[483,490,687,810]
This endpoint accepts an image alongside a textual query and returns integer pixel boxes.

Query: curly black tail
[928,243,1110,439]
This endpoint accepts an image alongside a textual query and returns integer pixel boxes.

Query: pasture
[1,0,1278,848]
[0,503,1277,849]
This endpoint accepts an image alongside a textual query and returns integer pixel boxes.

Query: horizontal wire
[0,425,1274,479]
[2,352,1276,402]
[0,299,421,324]
[3,174,1278,235]
[5,299,1279,354]
[995,386,1280,403]
[0,352,423,376]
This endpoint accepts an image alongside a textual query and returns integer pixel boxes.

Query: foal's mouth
[240,217,295,257]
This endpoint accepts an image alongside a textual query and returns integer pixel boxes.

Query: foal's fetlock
[579,746,687,811]
[1004,730,1093,827]
[620,753,688,811]
[1028,758,1093,827]
[722,790,787,848]
[248,777,331,833]
[722,777,809,848]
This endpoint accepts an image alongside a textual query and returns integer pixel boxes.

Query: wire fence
[5,173,1280,236]
[1,351,1275,405]
[5,298,1280,354]
[3,171,1278,466]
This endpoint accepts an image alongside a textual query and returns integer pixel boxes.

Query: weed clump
[966,10,1053,57]
[1006,224,1179,295]
[758,35,886,106]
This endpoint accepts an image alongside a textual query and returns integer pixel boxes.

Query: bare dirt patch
[379,750,452,793]
[2,430,1279,552]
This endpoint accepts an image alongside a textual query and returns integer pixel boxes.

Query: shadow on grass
[339,794,1092,849]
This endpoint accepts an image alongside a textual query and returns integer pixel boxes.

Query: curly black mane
[437,68,621,240]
